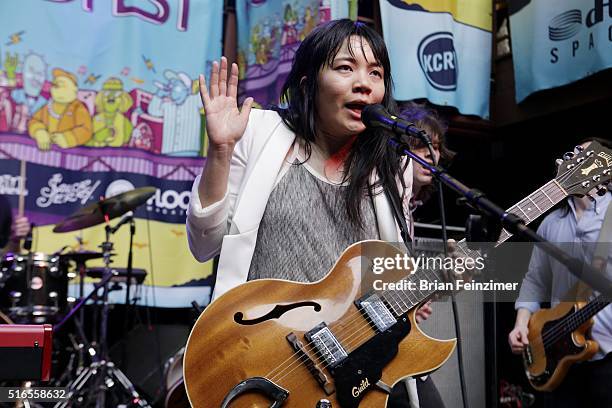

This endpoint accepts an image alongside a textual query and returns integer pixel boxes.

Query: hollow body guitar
[182,142,611,407]
[185,240,455,407]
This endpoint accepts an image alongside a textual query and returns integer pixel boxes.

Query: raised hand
[199,57,253,152]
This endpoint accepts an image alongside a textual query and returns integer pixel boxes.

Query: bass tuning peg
[563,151,575,160]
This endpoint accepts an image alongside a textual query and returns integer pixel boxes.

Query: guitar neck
[384,179,569,316]
[495,179,568,246]
[565,294,610,334]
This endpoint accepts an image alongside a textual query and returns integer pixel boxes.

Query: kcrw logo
[417,32,458,91]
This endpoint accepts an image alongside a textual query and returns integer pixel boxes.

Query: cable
[427,141,469,408]
[145,215,165,398]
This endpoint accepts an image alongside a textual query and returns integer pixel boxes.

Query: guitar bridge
[286,332,335,395]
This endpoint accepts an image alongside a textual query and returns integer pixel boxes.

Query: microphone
[361,104,432,145]
[23,222,34,251]
[110,212,134,234]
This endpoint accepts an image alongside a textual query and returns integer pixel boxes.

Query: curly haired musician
[187,19,441,408]
[382,103,456,408]
[509,138,612,407]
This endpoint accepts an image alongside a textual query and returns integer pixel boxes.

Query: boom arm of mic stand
[388,135,612,300]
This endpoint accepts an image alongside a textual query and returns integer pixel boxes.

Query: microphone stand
[427,142,470,408]
[387,134,612,300]
[122,217,136,372]
[416,138,470,408]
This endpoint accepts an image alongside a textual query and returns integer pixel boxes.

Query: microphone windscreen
[361,104,387,127]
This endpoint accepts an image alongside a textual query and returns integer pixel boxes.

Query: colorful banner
[509,0,612,102]
[0,0,223,307]
[236,0,349,107]
[379,0,492,118]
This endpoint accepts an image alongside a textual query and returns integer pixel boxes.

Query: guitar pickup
[286,332,335,395]
[305,323,348,368]
[355,292,397,332]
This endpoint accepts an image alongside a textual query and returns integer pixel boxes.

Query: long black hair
[277,19,402,225]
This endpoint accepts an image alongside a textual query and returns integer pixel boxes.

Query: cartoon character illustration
[147,69,202,156]
[282,4,299,45]
[88,77,133,147]
[11,52,48,133]
[300,6,316,40]
[3,52,18,87]
[29,68,92,150]
[237,50,247,79]
[255,38,270,65]
[0,88,12,132]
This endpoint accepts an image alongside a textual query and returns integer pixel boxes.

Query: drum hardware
[51,187,155,408]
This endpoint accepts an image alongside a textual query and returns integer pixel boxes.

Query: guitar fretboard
[564,294,610,335]
[382,179,569,317]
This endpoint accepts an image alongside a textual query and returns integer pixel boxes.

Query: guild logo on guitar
[351,378,370,398]
[598,151,612,166]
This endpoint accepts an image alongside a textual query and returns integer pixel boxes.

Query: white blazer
[187,109,413,300]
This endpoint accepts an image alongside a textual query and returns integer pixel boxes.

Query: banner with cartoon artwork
[509,0,612,102]
[0,0,223,307]
[379,0,492,118]
[236,0,349,107]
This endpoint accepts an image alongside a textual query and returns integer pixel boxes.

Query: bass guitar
[182,142,610,407]
[523,292,609,391]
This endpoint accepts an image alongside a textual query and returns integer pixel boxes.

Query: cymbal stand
[55,221,150,408]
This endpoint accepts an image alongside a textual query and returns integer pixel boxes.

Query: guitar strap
[383,177,421,407]
[593,195,612,270]
[383,176,414,255]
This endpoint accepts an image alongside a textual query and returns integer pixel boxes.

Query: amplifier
[0,324,53,381]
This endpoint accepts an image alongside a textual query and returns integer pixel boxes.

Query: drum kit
[0,187,156,408]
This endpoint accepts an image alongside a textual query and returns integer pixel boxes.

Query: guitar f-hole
[234,301,322,325]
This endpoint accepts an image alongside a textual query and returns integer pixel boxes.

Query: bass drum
[164,347,190,408]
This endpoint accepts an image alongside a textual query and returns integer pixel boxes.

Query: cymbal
[53,186,156,233]
[59,251,106,263]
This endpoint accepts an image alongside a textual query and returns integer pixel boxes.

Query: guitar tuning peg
[575,145,585,152]
[597,186,608,196]
[555,158,563,166]
[563,152,575,160]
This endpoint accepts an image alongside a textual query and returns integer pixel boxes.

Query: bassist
[508,138,612,406]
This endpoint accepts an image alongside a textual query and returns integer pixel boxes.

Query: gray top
[248,161,379,282]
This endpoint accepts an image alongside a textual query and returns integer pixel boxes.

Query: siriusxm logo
[547,1,612,63]
[417,32,457,91]
[548,9,582,41]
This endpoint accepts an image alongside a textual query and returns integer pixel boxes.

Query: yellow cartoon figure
[89,77,133,147]
[29,68,92,150]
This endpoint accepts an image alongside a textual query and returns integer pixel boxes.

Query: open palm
[199,57,253,150]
